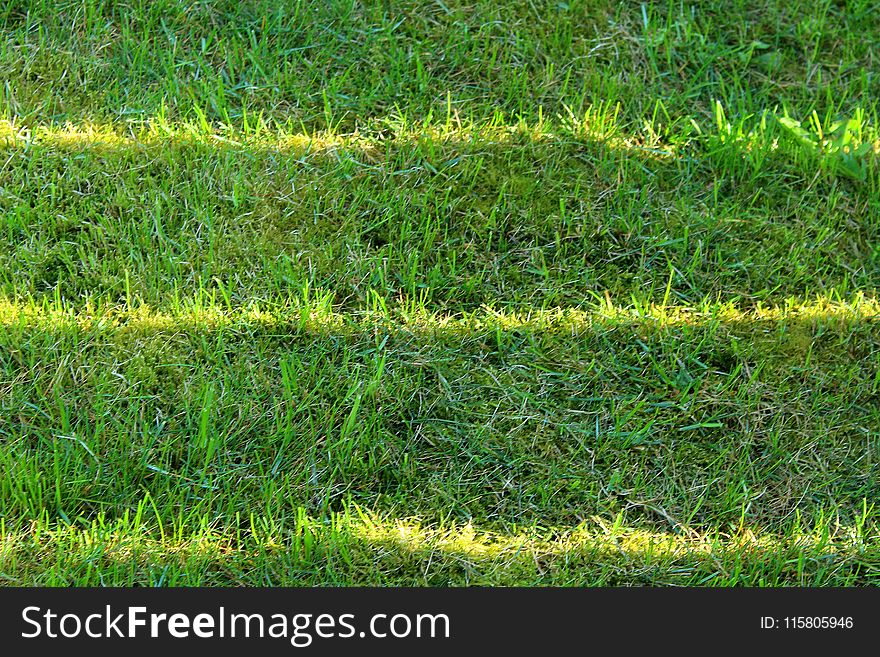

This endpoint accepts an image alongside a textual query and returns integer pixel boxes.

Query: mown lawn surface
[0,0,878,585]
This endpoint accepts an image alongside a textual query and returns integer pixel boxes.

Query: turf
[0,0,878,586]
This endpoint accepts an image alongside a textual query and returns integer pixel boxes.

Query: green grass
[0,0,878,586]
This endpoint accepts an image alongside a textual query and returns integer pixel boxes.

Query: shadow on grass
[1,296,878,539]
[2,115,877,315]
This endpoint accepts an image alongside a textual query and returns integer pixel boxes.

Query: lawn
[0,0,878,585]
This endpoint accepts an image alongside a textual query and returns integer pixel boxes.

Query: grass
[0,0,878,586]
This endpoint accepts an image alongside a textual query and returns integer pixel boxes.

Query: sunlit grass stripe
[1,294,878,338]
[1,506,877,586]
[1,108,876,173]
[0,112,652,155]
